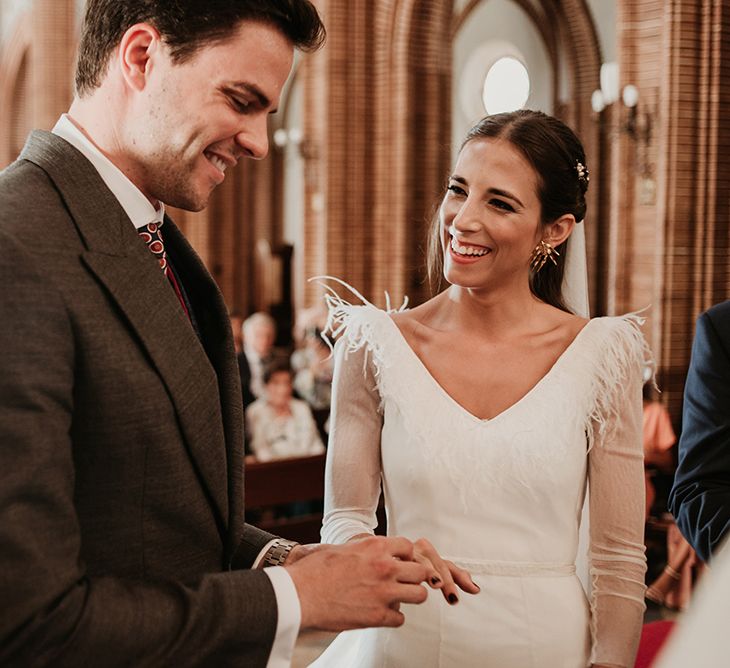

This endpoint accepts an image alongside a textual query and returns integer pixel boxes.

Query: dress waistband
[446,557,576,577]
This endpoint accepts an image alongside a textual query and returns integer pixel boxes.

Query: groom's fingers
[392,581,430,605]
[380,609,405,627]
[394,559,433,585]
[385,536,417,562]
[287,536,430,631]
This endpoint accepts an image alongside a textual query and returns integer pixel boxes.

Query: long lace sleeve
[587,318,648,667]
[320,335,384,544]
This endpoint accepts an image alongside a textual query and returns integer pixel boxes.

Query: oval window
[482,57,530,115]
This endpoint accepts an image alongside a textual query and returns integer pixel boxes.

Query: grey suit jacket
[0,132,280,666]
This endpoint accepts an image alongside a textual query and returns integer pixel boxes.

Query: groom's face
[125,20,294,212]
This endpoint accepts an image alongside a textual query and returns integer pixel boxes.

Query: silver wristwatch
[263,538,298,567]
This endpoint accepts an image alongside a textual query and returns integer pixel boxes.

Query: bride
[312,110,647,668]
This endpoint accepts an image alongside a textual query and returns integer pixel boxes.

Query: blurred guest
[292,327,333,410]
[291,327,333,437]
[229,311,244,354]
[238,312,276,408]
[643,374,699,611]
[670,300,730,561]
[293,302,328,344]
[246,360,325,462]
[646,523,702,611]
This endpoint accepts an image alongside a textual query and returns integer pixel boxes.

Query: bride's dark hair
[427,110,589,312]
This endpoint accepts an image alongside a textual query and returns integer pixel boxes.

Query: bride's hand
[412,537,480,604]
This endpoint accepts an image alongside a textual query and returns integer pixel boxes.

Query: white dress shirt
[52,114,301,667]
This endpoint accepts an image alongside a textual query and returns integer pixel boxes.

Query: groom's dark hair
[75,0,326,96]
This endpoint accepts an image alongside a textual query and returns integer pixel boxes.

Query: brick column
[30,0,75,131]
[301,0,452,308]
[614,0,730,421]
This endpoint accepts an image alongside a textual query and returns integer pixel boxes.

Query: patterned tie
[139,221,191,320]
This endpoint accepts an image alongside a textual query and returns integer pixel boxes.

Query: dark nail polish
[448,593,458,605]
[431,577,441,586]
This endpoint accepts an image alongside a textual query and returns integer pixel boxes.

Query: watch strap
[262,538,298,567]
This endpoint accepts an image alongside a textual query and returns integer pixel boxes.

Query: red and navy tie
[138,221,190,320]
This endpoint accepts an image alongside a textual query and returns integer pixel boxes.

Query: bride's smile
[448,233,491,261]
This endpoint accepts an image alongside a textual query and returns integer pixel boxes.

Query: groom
[670,300,730,561]
[0,2,433,665]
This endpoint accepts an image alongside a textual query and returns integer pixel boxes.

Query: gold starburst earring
[529,240,560,272]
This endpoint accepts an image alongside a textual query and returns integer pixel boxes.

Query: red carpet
[635,621,676,668]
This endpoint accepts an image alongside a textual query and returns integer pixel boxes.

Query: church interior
[1,1,728,665]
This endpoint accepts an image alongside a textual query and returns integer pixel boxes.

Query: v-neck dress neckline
[314,286,650,668]
[384,314,595,425]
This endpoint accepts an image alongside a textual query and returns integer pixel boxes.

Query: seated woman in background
[643,378,703,610]
[642,378,703,611]
[245,359,325,462]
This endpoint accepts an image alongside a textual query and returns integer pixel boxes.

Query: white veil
[561,222,589,319]
[561,222,592,595]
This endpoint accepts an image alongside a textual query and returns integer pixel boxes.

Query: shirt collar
[52,114,165,230]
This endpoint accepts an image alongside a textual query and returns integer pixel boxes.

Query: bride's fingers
[411,551,443,589]
[446,561,481,595]
[414,538,463,603]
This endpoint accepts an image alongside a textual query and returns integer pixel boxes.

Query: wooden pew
[244,453,387,544]
[244,453,326,544]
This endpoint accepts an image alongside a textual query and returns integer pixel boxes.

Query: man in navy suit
[669,300,730,561]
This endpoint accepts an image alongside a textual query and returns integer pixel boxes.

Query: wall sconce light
[272,127,315,159]
[591,62,619,112]
[620,84,652,144]
[273,127,303,148]
[591,63,651,144]
[592,65,656,204]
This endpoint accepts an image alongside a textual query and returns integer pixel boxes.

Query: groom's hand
[284,542,322,564]
[285,536,429,631]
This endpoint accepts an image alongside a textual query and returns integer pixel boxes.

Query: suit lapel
[163,222,246,556]
[20,131,231,537]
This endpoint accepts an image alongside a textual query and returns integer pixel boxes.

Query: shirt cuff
[263,566,302,668]
[254,540,278,569]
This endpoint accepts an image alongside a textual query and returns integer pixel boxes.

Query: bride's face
[439,137,543,292]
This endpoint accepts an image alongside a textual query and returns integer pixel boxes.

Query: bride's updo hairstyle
[429,109,589,313]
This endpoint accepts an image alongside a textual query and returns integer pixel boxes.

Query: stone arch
[452,0,560,79]
[450,0,604,138]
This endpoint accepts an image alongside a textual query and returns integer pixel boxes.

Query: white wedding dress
[311,292,648,668]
